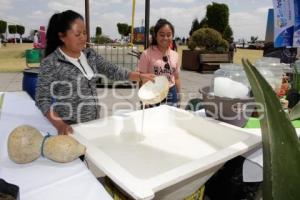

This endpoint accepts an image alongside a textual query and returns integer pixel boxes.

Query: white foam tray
[73,105,260,200]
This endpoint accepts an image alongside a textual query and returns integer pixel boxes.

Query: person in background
[33,30,40,48]
[229,38,237,63]
[170,39,177,51]
[0,34,6,47]
[35,10,154,135]
[137,18,181,107]
[182,37,186,45]
[242,39,245,48]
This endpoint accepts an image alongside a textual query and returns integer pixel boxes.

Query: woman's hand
[140,73,155,84]
[129,72,155,84]
[55,121,73,135]
[46,111,73,135]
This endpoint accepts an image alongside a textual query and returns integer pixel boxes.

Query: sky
[0,0,273,41]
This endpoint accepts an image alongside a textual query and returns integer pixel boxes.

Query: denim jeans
[165,85,179,107]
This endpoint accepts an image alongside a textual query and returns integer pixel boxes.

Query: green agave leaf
[242,59,300,200]
[289,101,300,121]
[292,63,300,92]
[0,93,4,110]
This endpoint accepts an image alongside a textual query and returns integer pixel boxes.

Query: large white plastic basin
[73,105,260,200]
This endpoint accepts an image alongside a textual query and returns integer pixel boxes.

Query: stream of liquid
[141,103,145,135]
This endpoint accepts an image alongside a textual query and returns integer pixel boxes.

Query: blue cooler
[22,68,40,100]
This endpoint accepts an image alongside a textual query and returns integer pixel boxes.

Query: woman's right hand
[140,73,155,84]
[55,121,73,135]
[46,111,73,135]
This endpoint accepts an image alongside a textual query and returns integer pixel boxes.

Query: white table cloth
[0,92,112,200]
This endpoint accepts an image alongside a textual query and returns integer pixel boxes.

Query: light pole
[144,0,150,49]
[85,0,90,44]
[130,0,136,45]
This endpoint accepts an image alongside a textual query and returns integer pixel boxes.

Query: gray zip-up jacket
[35,47,130,124]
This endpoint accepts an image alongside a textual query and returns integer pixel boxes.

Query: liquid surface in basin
[92,127,219,179]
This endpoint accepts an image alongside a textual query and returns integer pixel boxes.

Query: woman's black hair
[151,18,174,46]
[45,10,84,56]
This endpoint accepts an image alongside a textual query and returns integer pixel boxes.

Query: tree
[125,25,131,37]
[223,25,233,42]
[8,25,17,43]
[16,25,25,43]
[206,2,229,35]
[93,35,113,44]
[188,28,228,52]
[95,26,102,36]
[117,23,130,38]
[189,18,201,36]
[199,17,208,29]
[0,20,7,41]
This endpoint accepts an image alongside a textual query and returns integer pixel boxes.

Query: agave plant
[291,63,300,92]
[289,64,300,120]
[0,93,4,119]
[242,59,300,200]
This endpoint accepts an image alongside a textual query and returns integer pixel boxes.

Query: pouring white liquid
[138,76,169,135]
[141,103,145,135]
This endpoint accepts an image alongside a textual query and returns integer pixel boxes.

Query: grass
[0,43,32,72]
[0,43,263,72]
[234,48,263,65]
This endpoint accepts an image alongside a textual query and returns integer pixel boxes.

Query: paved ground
[0,70,213,117]
[0,73,23,92]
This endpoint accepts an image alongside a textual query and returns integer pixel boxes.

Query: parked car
[248,42,264,49]
[236,43,249,48]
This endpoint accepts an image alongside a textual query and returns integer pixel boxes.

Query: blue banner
[273,0,295,47]
[293,0,300,46]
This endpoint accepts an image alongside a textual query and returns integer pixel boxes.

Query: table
[195,109,300,183]
[0,92,112,200]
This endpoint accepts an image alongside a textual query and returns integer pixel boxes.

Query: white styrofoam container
[72,105,260,200]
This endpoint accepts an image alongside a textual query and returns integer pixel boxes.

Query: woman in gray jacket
[36,10,154,135]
